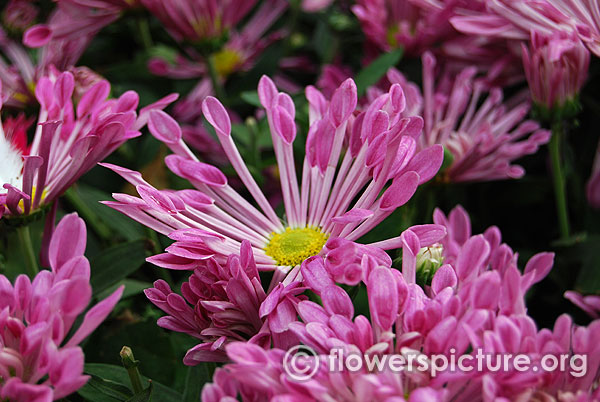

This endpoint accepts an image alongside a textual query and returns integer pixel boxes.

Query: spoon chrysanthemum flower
[104,76,444,286]
[0,71,176,222]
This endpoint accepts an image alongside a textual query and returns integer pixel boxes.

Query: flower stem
[120,346,144,394]
[136,16,153,50]
[17,225,38,277]
[549,121,570,241]
[206,54,226,102]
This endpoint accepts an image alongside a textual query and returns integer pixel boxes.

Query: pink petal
[54,72,75,108]
[258,75,277,109]
[202,96,231,137]
[77,80,110,118]
[331,208,373,224]
[272,106,296,144]
[380,171,420,211]
[329,78,357,127]
[23,24,52,47]
[66,285,124,347]
[404,144,444,184]
[49,214,87,273]
[148,110,182,144]
[321,285,353,319]
[367,267,398,330]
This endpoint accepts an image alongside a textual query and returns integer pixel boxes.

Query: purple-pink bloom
[104,75,442,288]
[141,0,257,43]
[0,70,176,221]
[317,54,550,182]
[451,0,600,58]
[2,0,38,32]
[352,0,463,56]
[148,0,289,124]
[23,0,138,49]
[416,52,550,181]
[0,213,123,401]
[301,0,334,12]
[145,240,303,365]
[522,31,589,111]
[201,206,600,401]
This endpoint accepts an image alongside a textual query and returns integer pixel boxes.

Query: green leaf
[355,48,404,97]
[90,240,149,297]
[84,364,183,402]
[240,91,261,107]
[71,184,145,241]
[77,374,133,402]
[97,279,153,300]
[182,364,213,402]
[126,382,153,402]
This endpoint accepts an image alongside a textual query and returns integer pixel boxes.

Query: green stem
[136,16,153,50]
[549,121,570,241]
[17,225,38,277]
[206,55,226,102]
[120,346,144,394]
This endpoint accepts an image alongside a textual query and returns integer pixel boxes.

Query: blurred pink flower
[141,0,257,43]
[23,0,138,49]
[522,31,589,111]
[148,0,289,124]
[0,1,104,109]
[352,0,462,56]
[2,0,38,32]
[416,52,550,182]
[0,213,123,401]
[103,76,443,284]
[301,0,334,12]
[451,0,600,57]
[0,70,177,221]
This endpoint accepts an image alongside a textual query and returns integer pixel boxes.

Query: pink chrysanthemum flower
[141,0,258,43]
[2,0,38,32]
[301,0,334,12]
[352,0,463,56]
[451,0,600,58]
[317,54,550,182]
[148,0,288,124]
[0,70,176,220]
[0,0,115,110]
[23,0,139,50]
[104,76,443,284]
[416,52,551,182]
[0,213,123,401]
[522,31,590,112]
[0,25,86,109]
[201,206,600,401]
[145,239,304,364]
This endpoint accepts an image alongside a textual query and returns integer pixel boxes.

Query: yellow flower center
[264,226,329,267]
[212,48,243,78]
[18,186,47,211]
